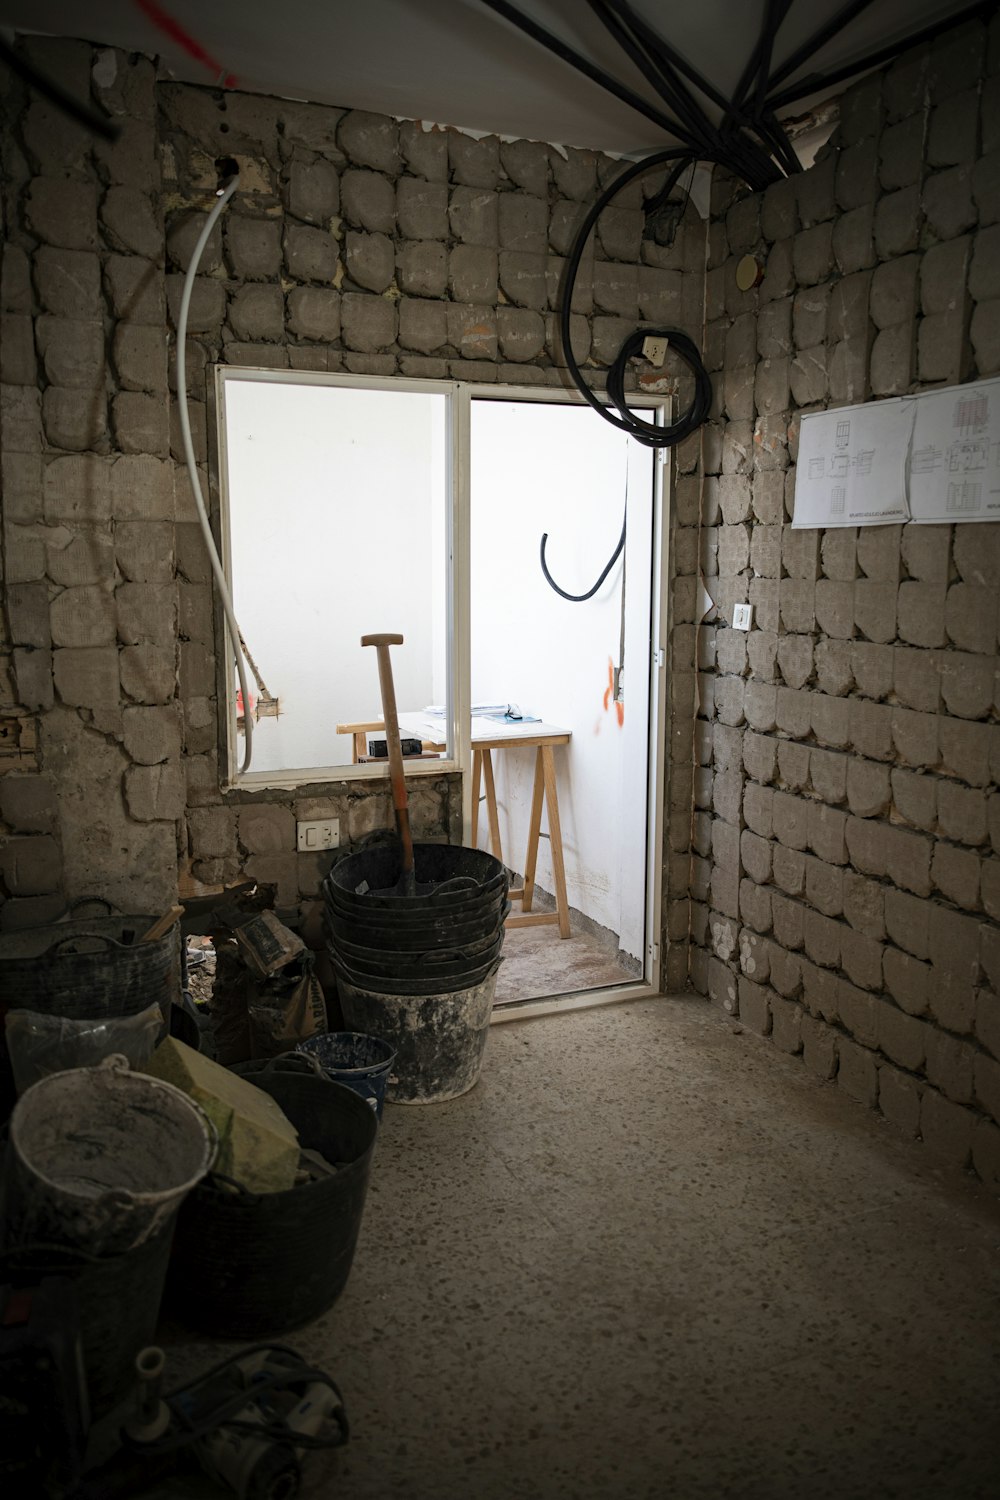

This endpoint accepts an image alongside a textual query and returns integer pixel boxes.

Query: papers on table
[792,375,1000,527]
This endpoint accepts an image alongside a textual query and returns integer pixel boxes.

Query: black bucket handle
[65,896,121,917]
[46,932,130,957]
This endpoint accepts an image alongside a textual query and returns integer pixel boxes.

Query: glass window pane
[222,378,449,776]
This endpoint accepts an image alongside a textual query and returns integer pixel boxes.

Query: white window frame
[214,369,670,1000]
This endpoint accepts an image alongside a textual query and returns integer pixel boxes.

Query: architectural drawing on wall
[795,377,1000,529]
[955,391,989,436]
[948,438,989,471]
[911,445,942,474]
[792,396,912,528]
[909,376,1000,524]
[946,481,982,514]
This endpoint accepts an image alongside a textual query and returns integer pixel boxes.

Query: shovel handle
[361,634,414,876]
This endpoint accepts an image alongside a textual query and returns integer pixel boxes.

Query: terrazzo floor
[141,994,1000,1500]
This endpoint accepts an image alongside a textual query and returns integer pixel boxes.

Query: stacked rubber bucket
[322,844,508,1103]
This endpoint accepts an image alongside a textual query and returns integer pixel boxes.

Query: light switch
[732,603,752,631]
[297,818,340,852]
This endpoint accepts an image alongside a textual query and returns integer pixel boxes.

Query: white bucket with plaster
[1,1054,216,1257]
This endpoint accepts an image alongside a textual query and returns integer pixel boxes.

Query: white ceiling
[0,0,973,154]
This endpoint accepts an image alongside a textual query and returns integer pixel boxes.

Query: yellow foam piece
[143,1037,299,1194]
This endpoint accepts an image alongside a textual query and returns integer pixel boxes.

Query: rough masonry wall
[689,17,1000,1187]
[0,37,704,939]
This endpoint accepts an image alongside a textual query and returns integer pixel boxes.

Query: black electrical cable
[540,511,625,602]
[0,36,121,140]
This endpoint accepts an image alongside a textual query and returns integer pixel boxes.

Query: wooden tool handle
[140,904,184,943]
[362,634,414,876]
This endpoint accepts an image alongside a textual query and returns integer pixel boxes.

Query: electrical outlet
[297,818,340,852]
[642,335,668,367]
[732,603,752,631]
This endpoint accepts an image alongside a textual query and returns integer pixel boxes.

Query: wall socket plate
[732,603,753,631]
[297,818,340,852]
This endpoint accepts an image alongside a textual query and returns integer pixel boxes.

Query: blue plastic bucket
[295,1031,396,1119]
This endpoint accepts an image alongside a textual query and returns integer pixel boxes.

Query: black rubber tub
[331,951,502,997]
[166,1057,377,1337]
[331,925,505,967]
[329,932,505,979]
[322,879,508,926]
[322,900,509,952]
[324,845,507,910]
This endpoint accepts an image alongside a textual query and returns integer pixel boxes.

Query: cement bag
[248,953,327,1060]
[5,1002,164,1095]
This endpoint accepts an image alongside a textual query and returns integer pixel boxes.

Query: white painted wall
[469,399,655,962]
[224,380,447,773]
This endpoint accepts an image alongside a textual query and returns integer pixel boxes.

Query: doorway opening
[468,393,667,1011]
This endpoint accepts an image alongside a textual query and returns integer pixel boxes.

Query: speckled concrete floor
[147,995,1000,1500]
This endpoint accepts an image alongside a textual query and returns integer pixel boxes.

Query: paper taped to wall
[792,399,914,528]
[792,376,1000,528]
[907,376,1000,524]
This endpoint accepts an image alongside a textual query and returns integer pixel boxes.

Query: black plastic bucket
[322,898,509,949]
[331,951,503,996]
[325,845,507,910]
[0,1218,176,1420]
[295,1032,395,1119]
[166,1058,377,1337]
[329,932,505,975]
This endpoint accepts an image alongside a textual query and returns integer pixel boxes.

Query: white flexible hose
[175,175,254,774]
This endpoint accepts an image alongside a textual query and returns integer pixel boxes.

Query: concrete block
[971,298,1000,374]
[813,640,853,698]
[897,582,946,646]
[845,814,886,878]
[972,150,1000,227]
[446,303,497,361]
[923,166,977,241]
[0,315,36,388]
[50,583,118,648]
[796,154,837,228]
[836,138,878,212]
[340,169,395,234]
[808,801,847,865]
[931,843,981,908]
[286,158,339,226]
[777,739,810,791]
[954,524,1000,587]
[123,762,184,821]
[901,522,951,582]
[592,262,638,319]
[1,246,33,314]
[119,643,176,704]
[12,647,54,710]
[879,114,925,191]
[101,186,161,260]
[500,139,549,196]
[873,186,922,259]
[106,255,164,324]
[843,758,888,818]
[122,703,181,765]
[36,317,106,390]
[165,274,226,334]
[885,887,931,960]
[929,89,980,167]
[340,293,397,352]
[34,247,101,318]
[0,774,56,834]
[116,582,175,646]
[842,869,885,939]
[828,338,870,404]
[945,582,997,653]
[939,652,996,719]
[165,212,221,275]
[792,223,833,285]
[6,582,51,648]
[891,708,939,769]
[447,131,498,190]
[52,645,119,707]
[893,648,941,713]
[800,955,838,1020]
[337,111,399,174]
[228,284,284,343]
[284,225,338,283]
[113,325,167,395]
[0,835,61,897]
[937,781,988,845]
[43,388,108,452]
[760,175,798,242]
[597,205,643,261]
[854,579,897,643]
[111,392,168,458]
[920,1090,974,1169]
[849,698,894,760]
[884,945,930,1016]
[940,718,992,786]
[343,231,393,293]
[972,1118,1000,1191]
[870,255,920,329]
[814,578,853,639]
[919,307,972,385]
[449,186,498,249]
[449,245,498,305]
[285,286,340,342]
[800,1012,839,1079]
[225,217,283,280]
[884,825,934,897]
[396,241,448,300]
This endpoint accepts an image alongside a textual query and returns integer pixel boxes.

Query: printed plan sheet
[908,376,1000,523]
[793,398,913,528]
[792,376,1000,527]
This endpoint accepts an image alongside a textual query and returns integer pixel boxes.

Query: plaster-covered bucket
[0,1054,216,1257]
[336,966,499,1104]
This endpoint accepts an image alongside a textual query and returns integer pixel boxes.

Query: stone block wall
[689,16,1000,1187]
[0,37,705,938]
